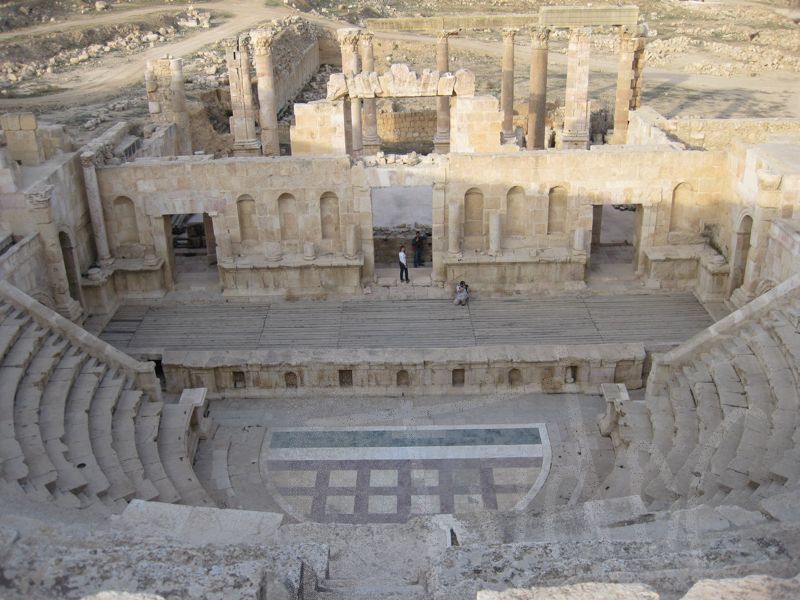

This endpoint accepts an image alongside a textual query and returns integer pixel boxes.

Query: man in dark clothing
[412,231,424,267]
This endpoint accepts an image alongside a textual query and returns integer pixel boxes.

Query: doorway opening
[588,204,641,281]
[728,214,753,297]
[165,213,219,291]
[371,186,433,285]
[58,231,84,308]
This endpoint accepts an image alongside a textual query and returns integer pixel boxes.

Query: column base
[501,130,517,144]
[607,129,628,145]
[233,139,262,157]
[362,139,381,156]
[55,298,83,322]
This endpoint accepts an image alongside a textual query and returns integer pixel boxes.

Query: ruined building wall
[377,110,437,145]
[0,233,55,307]
[274,40,320,114]
[657,118,800,151]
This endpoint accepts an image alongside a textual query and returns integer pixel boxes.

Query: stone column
[80,152,113,267]
[337,28,363,158]
[169,58,193,155]
[501,28,518,143]
[560,27,592,150]
[591,204,603,249]
[251,29,280,156]
[527,27,550,150]
[26,184,82,321]
[203,213,216,265]
[433,30,457,154]
[609,28,638,145]
[224,36,261,156]
[208,211,233,266]
[431,182,447,283]
[489,212,502,256]
[448,203,461,256]
[360,31,381,155]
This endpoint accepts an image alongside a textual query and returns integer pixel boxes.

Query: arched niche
[278,193,299,241]
[236,195,258,244]
[506,186,526,237]
[547,186,567,235]
[464,187,484,250]
[669,182,694,233]
[320,192,340,241]
[113,196,140,245]
[729,214,753,295]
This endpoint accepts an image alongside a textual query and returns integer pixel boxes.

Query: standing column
[224,36,261,156]
[169,58,192,155]
[527,26,550,150]
[610,28,638,145]
[80,152,113,267]
[337,28,363,158]
[208,211,233,266]
[501,28,518,143]
[433,30,456,154]
[360,31,381,155]
[448,203,462,256]
[26,183,82,321]
[251,29,280,156]
[560,27,592,150]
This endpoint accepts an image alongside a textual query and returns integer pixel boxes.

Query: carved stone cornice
[250,28,276,55]
[530,26,550,49]
[336,27,361,50]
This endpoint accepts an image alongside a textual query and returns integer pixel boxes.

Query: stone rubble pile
[0,9,212,88]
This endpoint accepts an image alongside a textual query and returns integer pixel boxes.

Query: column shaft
[360,32,381,155]
[337,28,363,158]
[527,27,549,150]
[169,59,192,155]
[501,29,517,142]
[561,27,592,149]
[26,184,82,321]
[80,154,113,267]
[610,30,638,145]
[448,203,461,256]
[252,29,280,156]
[433,31,455,154]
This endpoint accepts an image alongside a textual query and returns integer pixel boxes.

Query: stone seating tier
[0,285,213,513]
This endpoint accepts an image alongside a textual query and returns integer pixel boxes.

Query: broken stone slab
[477,582,660,599]
[759,488,800,522]
[681,574,800,599]
[113,499,283,545]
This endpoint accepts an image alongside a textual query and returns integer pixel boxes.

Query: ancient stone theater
[0,3,799,599]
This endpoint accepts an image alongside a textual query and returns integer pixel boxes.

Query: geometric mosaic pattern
[262,424,551,524]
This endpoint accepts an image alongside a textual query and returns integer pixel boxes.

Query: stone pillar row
[222,29,283,157]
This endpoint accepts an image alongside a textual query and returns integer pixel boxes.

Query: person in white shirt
[399,245,409,283]
[454,280,470,305]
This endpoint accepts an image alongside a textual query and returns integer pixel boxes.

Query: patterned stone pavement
[262,425,550,524]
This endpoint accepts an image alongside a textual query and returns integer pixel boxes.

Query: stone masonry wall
[658,118,800,151]
[0,233,54,307]
[377,110,437,144]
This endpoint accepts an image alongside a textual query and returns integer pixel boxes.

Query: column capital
[238,33,251,47]
[436,29,459,43]
[530,26,550,49]
[80,151,102,169]
[501,27,518,41]
[336,27,362,50]
[26,183,54,210]
[222,37,239,51]
[251,28,277,55]
[570,26,593,41]
[359,30,374,45]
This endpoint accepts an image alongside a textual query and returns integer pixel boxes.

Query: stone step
[113,389,159,501]
[158,402,214,507]
[316,579,426,600]
[88,369,136,502]
[40,349,90,494]
[135,400,181,504]
[63,359,112,504]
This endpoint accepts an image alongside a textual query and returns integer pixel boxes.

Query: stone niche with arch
[107,195,144,258]
[442,179,587,293]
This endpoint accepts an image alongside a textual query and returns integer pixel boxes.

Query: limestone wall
[658,118,800,151]
[626,108,681,147]
[137,123,179,158]
[274,40,320,114]
[162,342,646,398]
[761,218,800,291]
[0,233,54,307]
[377,110,437,144]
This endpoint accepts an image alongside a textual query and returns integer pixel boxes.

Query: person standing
[412,231,424,267]
[399,245,409,283]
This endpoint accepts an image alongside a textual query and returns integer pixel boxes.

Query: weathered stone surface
[681,575,800,599]
[477,582,660,599]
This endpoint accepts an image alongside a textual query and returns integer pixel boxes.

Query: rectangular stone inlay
[270,427,542,449]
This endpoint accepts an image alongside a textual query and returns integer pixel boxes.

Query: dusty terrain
[0,0,797,146]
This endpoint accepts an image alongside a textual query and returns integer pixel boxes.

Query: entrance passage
[371,186,433,285]
[589,204,640,284]
[165,213,219,292]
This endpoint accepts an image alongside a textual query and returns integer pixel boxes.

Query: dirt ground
[0,0,797,146]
